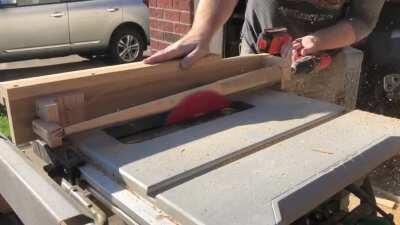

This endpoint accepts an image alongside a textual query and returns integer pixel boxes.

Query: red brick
[174,23,191,34]
[180,11,192,24]
[177,0,191,10]
[149,0,157,7]
[150,8,163,18]
[159,21,174,32]
[150,39,171,51]
[164,32,181,42]
[150,29,163,40]
[172,0,179,9]
[150,39,170,52]
[157,0,172,8]
[164,10,180,21]
[150,39,160,50]
[149,19,159,29]
[159,42,170,49]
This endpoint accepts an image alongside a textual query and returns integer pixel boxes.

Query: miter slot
[105,101,253,144]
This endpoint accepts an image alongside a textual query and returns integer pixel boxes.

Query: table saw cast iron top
[72,90,400,225]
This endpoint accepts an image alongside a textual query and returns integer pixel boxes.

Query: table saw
[0,54,399,225]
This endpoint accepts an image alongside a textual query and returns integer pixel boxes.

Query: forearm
[311,20,357,52]
[311,0,384,52]
[189,0,238,41]
[144,0,238,65]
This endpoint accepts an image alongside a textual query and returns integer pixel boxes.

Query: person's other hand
[143,32,210,69]
[281,35,321,66]
[292,35,320,56]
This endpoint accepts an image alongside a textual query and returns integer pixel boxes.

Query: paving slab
[155,110,400,225]
[72,90,343,196]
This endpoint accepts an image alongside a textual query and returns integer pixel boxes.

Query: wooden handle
[64,66,282,135]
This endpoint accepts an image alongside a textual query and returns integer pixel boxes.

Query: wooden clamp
[33,92,85,148]
[32,65,283,148]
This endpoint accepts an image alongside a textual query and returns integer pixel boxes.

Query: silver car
[0,0,149,63]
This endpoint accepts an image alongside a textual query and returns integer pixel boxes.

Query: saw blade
[165,91,231,126]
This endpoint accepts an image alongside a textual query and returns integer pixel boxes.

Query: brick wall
[149,0,194,53]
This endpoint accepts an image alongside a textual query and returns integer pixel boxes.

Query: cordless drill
[257,27,332,75]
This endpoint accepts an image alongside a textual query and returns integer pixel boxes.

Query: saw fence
[0,54,286,147]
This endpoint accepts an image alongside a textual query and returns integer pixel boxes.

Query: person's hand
[280,35,320,65]
[292,35,320,56]
[143,32,211,69]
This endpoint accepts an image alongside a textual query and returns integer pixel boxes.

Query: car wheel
[109,28,145,64]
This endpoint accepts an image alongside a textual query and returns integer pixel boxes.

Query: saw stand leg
[295,177,395,225]
[343,177,395,225]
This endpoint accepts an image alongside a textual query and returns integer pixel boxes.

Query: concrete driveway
[0,55,111,82]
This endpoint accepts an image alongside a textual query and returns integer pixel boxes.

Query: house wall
[148,0,194,53]
[149,0,223,55]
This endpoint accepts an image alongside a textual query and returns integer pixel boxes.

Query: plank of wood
[32,120,62,148]
[0,54,280,145]
[373,186,400,204]
[36,92,85,126]
[57,92,85,126]
[376,197,397,209]
[64,65,282,136]
[34,65,283,147]
[36,97,59,123]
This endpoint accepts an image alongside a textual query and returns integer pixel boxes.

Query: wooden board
[64,66,282,136]
[36,92,85,126]
[32,120,62,148]
[33,66,283,148]
[0,54,282,145]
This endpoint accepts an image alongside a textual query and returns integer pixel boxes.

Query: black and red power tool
[257,27,332,75]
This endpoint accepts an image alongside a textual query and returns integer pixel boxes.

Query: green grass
[0,105,10,138]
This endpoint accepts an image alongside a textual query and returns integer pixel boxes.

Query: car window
[17,0,62,6]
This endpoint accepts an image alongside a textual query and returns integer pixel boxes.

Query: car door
[0,0,70,61]
[67,0,122,52]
